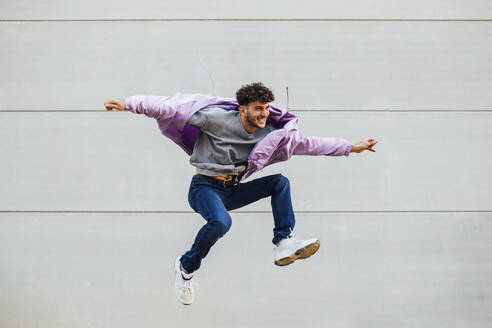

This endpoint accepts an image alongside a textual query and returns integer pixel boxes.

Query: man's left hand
[351,138,378,153]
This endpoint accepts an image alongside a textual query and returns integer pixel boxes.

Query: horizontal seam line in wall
[1,210,491,214]
[1,110,492,113]
[1,19,492,22]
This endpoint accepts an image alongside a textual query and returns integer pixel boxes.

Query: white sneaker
[274,232,320,266]
[174,257,196,305]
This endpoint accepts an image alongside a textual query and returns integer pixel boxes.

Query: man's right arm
[104,95,175,121]
[123,95,173,121]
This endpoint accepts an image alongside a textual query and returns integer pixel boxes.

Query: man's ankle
[180,263,194,279]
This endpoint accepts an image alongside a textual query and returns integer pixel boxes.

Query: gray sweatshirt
[186,107,276,176]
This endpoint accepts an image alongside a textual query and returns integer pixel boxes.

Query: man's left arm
[291,130,377,156]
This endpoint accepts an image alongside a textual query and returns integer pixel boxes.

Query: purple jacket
[124,92,352,181]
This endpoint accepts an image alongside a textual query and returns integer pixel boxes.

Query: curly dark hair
[235,82,275,106]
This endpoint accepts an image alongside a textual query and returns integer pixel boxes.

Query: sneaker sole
[274,240,320,266]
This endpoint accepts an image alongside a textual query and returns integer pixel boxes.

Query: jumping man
[104,82,377,305]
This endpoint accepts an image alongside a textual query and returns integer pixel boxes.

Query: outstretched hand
[104,98,125,111]
[351,138,378,153]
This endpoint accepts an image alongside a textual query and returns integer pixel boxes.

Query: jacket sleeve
[291,130,352,156]
[124,95,175,121]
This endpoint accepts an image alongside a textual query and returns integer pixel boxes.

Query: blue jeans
[180,173,296,274]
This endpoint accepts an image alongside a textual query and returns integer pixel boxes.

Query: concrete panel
[0,212,491,327]
[1,0,491,20]
[1,111,491,211]
[1,21,491,110]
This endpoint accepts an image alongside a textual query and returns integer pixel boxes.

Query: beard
[245,111,266,129]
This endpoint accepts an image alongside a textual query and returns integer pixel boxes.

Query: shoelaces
[274,227,303,249]
[181,277,199,293]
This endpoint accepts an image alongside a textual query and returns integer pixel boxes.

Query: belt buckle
[222,175,237,188]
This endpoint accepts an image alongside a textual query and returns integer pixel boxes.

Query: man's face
[240,101,270,130]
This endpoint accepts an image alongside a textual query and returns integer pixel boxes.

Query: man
[104,82,377,305]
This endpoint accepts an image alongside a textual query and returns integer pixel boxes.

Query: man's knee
[272,173,290,190]
[210,213,232,236]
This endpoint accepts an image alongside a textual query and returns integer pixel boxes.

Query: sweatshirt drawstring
[197,52,216,96]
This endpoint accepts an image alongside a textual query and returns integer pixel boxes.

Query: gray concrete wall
[1,1,491,327]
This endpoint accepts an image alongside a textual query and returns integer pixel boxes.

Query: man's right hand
[104,98,125,111]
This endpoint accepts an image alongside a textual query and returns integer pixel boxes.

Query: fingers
[104,100,122,111]
[365,138,378,147]
[362,138,378,152]
[104,102,117,110]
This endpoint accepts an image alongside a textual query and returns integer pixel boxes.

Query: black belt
[196,174,240,188]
